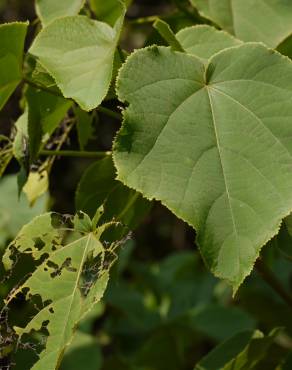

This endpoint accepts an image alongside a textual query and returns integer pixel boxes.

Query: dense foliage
[1,0,292,369]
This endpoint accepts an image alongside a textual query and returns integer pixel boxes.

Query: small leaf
[36,0,85,26]
[30,8,126,111]
[4,211,122,370]
[176,25,241,62]
[113,44,292,291]
[0,22,28,110]
[190,0,292,48]
[89,0,131,27]
[22,170,49,206]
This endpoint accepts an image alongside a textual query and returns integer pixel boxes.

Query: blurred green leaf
[195,328,281,370]
[0,22,28,110]
[189,304,256,342]
[0,174,47,247]
[74,107,95,150]
[76,156,151,230]
[90,0,132,27]
[60,331,103,370]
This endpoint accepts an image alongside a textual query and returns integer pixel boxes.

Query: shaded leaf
[0,22,28,110]
[195,329,280,370]
[189,304,255,342]
[74,107,95,150]
[0,174,47,247]
[60,331,102,370]
[89,0,132,27]
[113,44,292,290]
[76,156,151,229]
[26,86,71,160]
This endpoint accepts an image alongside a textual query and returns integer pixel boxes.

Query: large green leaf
[113,44,292,291]
[3,211,121,370]
[190,0,292,48]
[30,7,125,111]
[35,0,85,26]
[176,25,241,62]
[0,22,28,110]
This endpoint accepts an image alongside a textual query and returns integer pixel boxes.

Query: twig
[40,150,111,159]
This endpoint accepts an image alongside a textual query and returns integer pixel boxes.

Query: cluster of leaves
[1,0,292,369]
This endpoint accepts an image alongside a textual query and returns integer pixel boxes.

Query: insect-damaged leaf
[3,211,123,370]
[113,43,292,291]
[189,0,292,48]
[29,3,125,111]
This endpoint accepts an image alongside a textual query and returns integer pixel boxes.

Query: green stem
[129,15,160,25]
[40,150,111,158]
[255,258,292,308]
[23,77,63,98]
[97,106,122,120]
[23,77,122,121]
[153,19,185,52]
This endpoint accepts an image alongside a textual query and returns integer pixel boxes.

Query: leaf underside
[29,7,125,111]
[113,43,292,291]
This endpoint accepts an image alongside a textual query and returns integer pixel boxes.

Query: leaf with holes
[113,44,292,291]
[3,211,122,370]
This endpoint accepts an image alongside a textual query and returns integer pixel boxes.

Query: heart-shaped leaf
[190,0,292,48]
[30,6,125,111]
[113,43,292,291]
